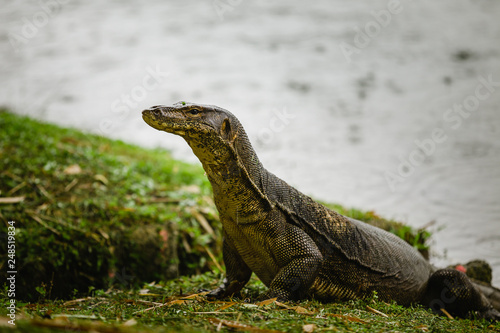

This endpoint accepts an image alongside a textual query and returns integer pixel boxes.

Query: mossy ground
[1,110,497,332]
[2,272,499,332]
[0,109,222,300]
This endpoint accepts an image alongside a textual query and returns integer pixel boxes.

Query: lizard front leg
[207,235,252,299]
[262,257,321,301]
[261,222,323,301]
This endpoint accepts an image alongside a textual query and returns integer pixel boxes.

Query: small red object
[455,265,467,273]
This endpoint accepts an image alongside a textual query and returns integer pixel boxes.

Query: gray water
[1,0,499,285]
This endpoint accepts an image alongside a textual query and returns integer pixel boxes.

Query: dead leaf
[62,297,108,307]
[137,298,190,314]
[302,323,316,333]
[94,174,109,185]
[28,213,60,235]
[63,164,82,175]
[207,317,284,333]
[326,313,367,324]
[275,301,291,309]
[203,246,223,272]
[7,181,26,195]
[181,185,201,194]
[0,196,25,204]
[294,306,314,315]
[51,314,98,320]
[439,308,454,320]
[29,317,137,332]
[37,203,50,211]
[36,184,53,200]
[181,234,192,253]
[123,318,137,326]
[0,316,12,327]
[274,302,314,315]
[182,292,209,299]
[366,305,388,317]
[64,178,78,192]
[256,298,277,306]
[217,302,237,311]
[415,324,429,332]
[191,208,215,237]
[166,299,188,305]
[2,171,23,182]
[99,230,110,240]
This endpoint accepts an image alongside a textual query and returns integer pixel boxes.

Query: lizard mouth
[142,107,187,136]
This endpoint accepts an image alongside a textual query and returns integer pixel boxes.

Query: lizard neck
[186,128,272,223]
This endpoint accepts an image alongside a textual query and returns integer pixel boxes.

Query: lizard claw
[206,280,246,300]
[477,308,500,322]
[206,287,227,300]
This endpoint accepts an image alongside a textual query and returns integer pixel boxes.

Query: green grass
[1,110,495,332]
[1,272,499,332]
[0,109,221,300]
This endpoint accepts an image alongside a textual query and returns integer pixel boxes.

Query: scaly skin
[142,101,499,320]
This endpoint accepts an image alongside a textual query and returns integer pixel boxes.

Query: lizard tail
[473,280,500,311]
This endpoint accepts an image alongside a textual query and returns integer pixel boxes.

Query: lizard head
[142,101,242,162]
[142,101,239,142]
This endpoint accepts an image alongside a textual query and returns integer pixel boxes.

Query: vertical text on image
[6,221,17,325]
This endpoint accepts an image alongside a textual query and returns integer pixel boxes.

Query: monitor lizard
[142,101,500,320]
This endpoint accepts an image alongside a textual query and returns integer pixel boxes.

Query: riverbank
[4,111,497,331]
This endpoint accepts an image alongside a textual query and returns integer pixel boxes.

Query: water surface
[1,0,499,284]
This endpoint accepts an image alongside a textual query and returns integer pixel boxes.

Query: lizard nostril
[143,105,165,115]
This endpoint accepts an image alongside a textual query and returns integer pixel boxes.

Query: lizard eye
[188,109,201,115]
